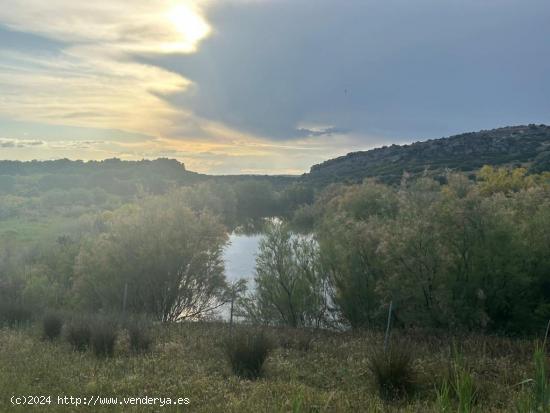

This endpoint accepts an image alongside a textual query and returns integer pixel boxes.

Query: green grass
[0,217,70,243]
[0,323,537,412]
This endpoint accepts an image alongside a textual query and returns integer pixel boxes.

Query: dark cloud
[145,0,550,142]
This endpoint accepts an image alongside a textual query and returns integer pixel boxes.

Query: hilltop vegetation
[0,157,304,240]
[305,124,550,185]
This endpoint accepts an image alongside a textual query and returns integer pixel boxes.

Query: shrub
[90,319,118,358]
[42,312,63,340]
[127,321,153,353]
[66,318,92,351]
[0,302,32,327]
[224,330,273,379]
[367,345,416,400]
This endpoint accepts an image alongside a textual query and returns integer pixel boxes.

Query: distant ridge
[303,124,550,184]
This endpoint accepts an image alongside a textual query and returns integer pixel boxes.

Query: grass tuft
[224,329,273,379]
[451,351,477,413]
[65,317,92,351]
[127,321,153,353]
[517,342,550,412]
[90,318,118,358]
[42,312,63,340]
[367,344,416,400]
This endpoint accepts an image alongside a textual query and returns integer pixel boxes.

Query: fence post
[122,283,128,315]
[384,301,393,352]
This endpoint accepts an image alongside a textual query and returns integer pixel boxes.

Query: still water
[223,232,262,284]
[216,233,261,320]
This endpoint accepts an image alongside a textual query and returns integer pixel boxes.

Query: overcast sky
[0,0,549,174]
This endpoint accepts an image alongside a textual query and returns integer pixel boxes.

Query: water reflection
[224,232,262,283]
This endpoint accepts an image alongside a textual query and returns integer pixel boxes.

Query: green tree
[239,222,329,327]
[73,192,229,321]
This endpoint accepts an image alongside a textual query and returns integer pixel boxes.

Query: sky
[0,0,549,174]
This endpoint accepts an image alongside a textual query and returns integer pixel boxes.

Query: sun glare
[165,3,210,53]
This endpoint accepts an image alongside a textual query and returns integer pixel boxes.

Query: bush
[0,302,32,327]
[66,318,92,351]
[90,319,118,358]
[127,321,152,353]
[367,345,416,400]
[42,312,63,340]
[224,330,273,379]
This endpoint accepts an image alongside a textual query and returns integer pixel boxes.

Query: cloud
[0,1,210,137]
[0,138,44,148]
[151,0,550,141]
[0,0,549,174]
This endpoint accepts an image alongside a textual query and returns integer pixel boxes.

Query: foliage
[0,301,32,327]
[313,170,550,334]
[65,317,92,351]
[306,124,550,185]
[73,192,229,321]
[224,329,273,379]
[127,320,153,353]
[42,312,63,340]
[238,221,329,327]
[90,318,118,358]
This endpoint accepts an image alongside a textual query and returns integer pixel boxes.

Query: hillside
[304,124,550,185]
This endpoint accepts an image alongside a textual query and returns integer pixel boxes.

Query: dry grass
[0,322,540,412]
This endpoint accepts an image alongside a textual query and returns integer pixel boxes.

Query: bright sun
[165,3,211,53]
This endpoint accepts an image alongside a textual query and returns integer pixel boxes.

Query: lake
[223,232,262,283]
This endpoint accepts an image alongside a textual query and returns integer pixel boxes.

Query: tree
[239,221,329,327]
[316,180,398,329]
[73,192,229,321]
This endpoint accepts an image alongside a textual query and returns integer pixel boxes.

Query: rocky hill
[304,124,550,184]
